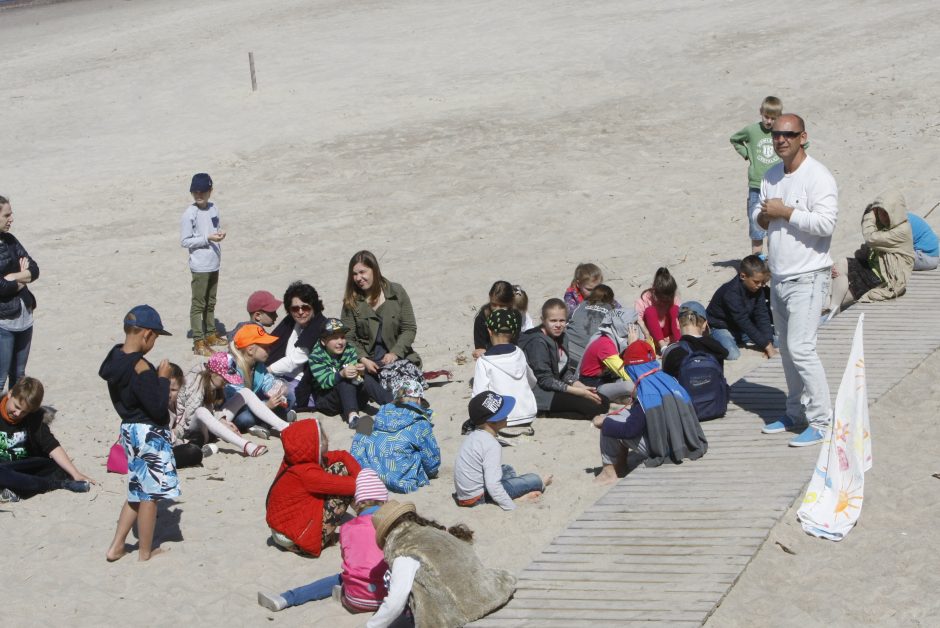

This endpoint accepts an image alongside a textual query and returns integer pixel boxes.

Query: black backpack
[671,340,729,421]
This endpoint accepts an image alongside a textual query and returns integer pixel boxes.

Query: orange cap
[233,324,279,349]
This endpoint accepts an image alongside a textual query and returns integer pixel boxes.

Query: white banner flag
[797,314,872,541]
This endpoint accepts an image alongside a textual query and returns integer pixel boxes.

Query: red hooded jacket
[265,419,361,557]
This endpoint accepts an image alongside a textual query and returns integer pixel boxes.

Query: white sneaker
[201,443,219,457]
[257,591,288,612]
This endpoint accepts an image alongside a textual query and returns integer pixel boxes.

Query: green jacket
[341,280,422,367]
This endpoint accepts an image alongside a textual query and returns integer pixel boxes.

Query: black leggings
[544,391,609,419]
[0,457,66,497]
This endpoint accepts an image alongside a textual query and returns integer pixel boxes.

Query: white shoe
[257,591,288,612]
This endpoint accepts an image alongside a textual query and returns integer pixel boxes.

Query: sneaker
[347,415,360,430]
[202,443,219,457]
[285,409,298,423]
[61,480,91,493]
[0,488,20,503]
[192,339,212,357]
[761,416,807,434]
[248,425,271,440]
[331,584,343,602]
[789,426,825,447]
[257,591,288,612]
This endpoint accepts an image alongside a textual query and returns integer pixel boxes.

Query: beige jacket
[858,189,915,302]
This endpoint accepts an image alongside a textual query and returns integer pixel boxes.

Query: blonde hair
[228,341,255,390]
[572,262,603,285]
[761,96,782,116]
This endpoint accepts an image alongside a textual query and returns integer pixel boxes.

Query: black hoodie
[98,344,169,427]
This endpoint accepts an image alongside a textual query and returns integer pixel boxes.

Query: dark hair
[283,281,324,315]
[512,285,528,311]
[344,250,385,310]
[651,267,677,304]
[0,195,8,206]
[396,511,474,543]
[739,255,769,277]
[587,283,615,305]
[540,297,567,319]
[168,362,184,385]
[488,280,514,306]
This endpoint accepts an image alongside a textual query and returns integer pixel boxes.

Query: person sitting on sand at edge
[365,499,517,628]
[593,339,707,484]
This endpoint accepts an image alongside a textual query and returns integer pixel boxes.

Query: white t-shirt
[756,155,839,279]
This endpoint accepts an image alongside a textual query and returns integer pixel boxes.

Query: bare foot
[594,465,620,485]
[105,546,128,563]
[139,547,170,562]
[517,491,542,503]
[542,475,554,488]
[592,415,605,429]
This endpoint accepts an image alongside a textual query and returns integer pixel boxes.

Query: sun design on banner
[835,476,864,520]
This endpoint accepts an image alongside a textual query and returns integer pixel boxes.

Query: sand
[2,0,939,625]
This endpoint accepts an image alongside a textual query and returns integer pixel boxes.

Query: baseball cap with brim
[246,290,282,314]
[679,300,707,320]
[190,172,213,193]
[321,318,350,338]
[468,391,516,425]
[124,304,171,336]
[372,500,417,549]
[233,323,279,349]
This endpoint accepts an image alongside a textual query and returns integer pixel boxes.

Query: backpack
[670,340,729,421]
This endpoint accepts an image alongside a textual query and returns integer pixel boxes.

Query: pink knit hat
[354,469,388,506]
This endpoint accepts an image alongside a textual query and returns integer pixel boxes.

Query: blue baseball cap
[679,300,707,320]
[468,391,516,425]
[124,304,171,336]
[190,173,213,193]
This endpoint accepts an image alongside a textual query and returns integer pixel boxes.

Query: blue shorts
[747,188,767,241]
[121,423,180,502]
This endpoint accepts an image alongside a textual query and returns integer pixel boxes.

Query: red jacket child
[265,419,361,556]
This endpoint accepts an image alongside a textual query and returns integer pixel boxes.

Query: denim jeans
[0,325,33,391]
[495,464,543,500]
[0,457,64,497]
[771,270,832,428]
[313,375,392,418]
[709,328,742,361]
[747,188,767,241]
[282,573,342,607]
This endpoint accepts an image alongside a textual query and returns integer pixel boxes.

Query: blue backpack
[672,340,729,421]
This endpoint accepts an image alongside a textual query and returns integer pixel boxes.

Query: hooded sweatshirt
[471,344,537,427]
[577,308,638,380]
[265,419,361,557]
[350,401,441,493]
[565,301,614,369]
[857,189,915,302]
[98,344,170,427]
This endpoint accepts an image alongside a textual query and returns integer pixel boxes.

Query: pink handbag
[106,440,128,474]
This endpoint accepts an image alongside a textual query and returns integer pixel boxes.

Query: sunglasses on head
[771,130,802,139]
[290,304,312,313]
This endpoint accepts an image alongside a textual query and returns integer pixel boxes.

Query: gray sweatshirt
[180,202,222,272]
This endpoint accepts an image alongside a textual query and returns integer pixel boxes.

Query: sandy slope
[2,0,939,625]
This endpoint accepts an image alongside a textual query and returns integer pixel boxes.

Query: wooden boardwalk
[473,270,940,627]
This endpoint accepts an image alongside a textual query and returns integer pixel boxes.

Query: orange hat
[233,324,279,349]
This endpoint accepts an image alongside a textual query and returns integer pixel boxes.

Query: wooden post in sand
[248,52,257,92]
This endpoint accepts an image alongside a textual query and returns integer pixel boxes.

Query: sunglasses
[290,304,312,313]
[771,130,802,139]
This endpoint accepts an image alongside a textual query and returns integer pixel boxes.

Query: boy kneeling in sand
[453,391,551,510]
[0,377,95,502]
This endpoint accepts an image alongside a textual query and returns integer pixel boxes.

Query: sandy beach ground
[2,0,939,625]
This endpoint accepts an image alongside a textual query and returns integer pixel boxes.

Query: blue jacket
[908,213,939,257]
[350,401,440,493]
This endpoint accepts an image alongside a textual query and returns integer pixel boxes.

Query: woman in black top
[0,196,40,391]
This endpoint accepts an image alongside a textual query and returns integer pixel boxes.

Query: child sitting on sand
[266,419,361,557]
[350,378,440,493]
[472,280,522,359]
[309,318,392,429]
[471,308,537,430]
[1,377,94,503]
[662,302,730,421]
[366,499,516,628]
[576,308,640,403]
[565,283,616,372]
[226,324,292,438]
[705,255,776,361]
[171,353,269,458]
[258,468,390,613]
[99,305,177,562]
[564,262,621,316]
[454,392,551,510]
[635,267,681,353]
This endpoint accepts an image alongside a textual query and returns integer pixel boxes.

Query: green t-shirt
[729,122,780,189]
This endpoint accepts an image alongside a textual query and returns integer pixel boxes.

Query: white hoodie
[472,345,537,427]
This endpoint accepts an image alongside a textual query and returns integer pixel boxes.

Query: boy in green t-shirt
[729,96,783,257]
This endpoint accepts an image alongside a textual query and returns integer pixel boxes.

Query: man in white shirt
[754,114,838,447]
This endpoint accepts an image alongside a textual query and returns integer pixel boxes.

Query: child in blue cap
[99,304,178,562]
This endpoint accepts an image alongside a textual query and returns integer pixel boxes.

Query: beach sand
[2,0,939,625]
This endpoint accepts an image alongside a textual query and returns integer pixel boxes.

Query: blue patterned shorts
[121,423,181,502]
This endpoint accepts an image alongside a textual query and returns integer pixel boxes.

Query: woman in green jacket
[341,251,421,376]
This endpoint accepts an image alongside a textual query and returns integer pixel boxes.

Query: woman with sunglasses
[266,281,328,409]
[341,251,421,378]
